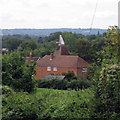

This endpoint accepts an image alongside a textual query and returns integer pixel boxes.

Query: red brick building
[34,35,89,79]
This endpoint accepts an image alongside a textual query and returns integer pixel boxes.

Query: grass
[36,88,94,103]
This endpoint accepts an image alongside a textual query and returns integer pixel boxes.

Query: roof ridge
[79,56,89,65]
[37,54,89,68]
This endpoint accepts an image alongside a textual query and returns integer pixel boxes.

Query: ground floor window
[53,67,57,71]
[47,66,51,71]
[82,67,87,72]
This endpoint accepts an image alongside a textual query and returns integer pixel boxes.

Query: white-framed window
[82,67,87,72]
[47,67,51,71]
[53,67,57,71]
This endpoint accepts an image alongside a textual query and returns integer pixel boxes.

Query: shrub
[68,78,90,90]
[37,79,51,88]
[2,51,36,93]
[38,88,94,119]
[50,79,68,90]
[94,64,120,118]
[37,78,90,90]
[2,85,14,96]
[37,79,68,90]
[62,71,77,81]
[2,87,95,119]
[87,63,101,83]
[2,92,44,120]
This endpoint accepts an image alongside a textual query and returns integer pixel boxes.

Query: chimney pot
[50,53,54,60]
[29,52,32,62]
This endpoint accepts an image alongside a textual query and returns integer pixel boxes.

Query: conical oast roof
[54,35,70,55]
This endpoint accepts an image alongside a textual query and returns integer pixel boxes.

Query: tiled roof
[25,57,40,61]
[37,55,89,68]
[54,45,70,55]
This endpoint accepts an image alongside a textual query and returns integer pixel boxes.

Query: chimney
[29,52,32,61]
[50,53,54,60]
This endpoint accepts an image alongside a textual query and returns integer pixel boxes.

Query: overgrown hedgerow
[2,87,94,119]
[94,64,120,119]
[37,78,91,90]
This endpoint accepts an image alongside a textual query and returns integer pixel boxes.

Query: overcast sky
[0,0,119,29]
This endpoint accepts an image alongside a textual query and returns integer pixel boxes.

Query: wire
[89,0,99,34]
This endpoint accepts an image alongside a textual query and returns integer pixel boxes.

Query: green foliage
[103,26,120,64]
[2,26,120,119]
[2,92,43,120]
[37,78,91,90]
[20,40,37,50]
[76,38,90,60]
[37,79,68,90]
[2,86,14,96]
[2,88,94,119]
[91,37,105,51]
[92,26,120,119]
[2,51,36,93]
[86,34,97,41]
[62,71,77,81]
[0,54,2,83]
[2,37,22,51]
[23,34,31,40]
[2,31,105,63]
[62,32,77,52]
[68,78,90,90]
[46,32,62,42]
[37,88,94,119]
[87,63,101,82]
[94,64,120,118]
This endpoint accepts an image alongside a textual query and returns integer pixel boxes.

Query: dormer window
[47,67,51,71]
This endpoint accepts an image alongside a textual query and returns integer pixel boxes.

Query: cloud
[0,0,118,29]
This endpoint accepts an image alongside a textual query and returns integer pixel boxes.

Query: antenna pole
[118,1,120,63]
[89,0,99,34]
[118,1,120,28]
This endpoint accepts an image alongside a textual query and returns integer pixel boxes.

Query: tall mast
[118,1,120,28]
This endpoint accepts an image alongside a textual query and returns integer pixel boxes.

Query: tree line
[2,31,106,63]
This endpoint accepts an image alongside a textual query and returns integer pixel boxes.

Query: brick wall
[77,67,87,79]
[34,66,77,79]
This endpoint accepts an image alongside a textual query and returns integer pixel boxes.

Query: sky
[0,0,119,29]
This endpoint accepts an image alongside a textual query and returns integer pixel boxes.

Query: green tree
[75,38,90,61]
[47,32,62,42]
[94,65,120,118]
[93,26,120,119]
[62,71,77,82]
[23,34,31,40]
[63,32,77,52]
[20,40,37,50]
[87,63,100,81]
[103,26,120,64]
[2,51,36,93]
[86,34,97,41]
[2,37,22,51]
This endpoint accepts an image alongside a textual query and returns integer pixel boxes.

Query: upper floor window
[82,67,87,72]
[53,67,57,71]
[47,67,51,71]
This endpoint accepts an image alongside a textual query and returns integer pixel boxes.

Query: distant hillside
[2,28,107,36]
